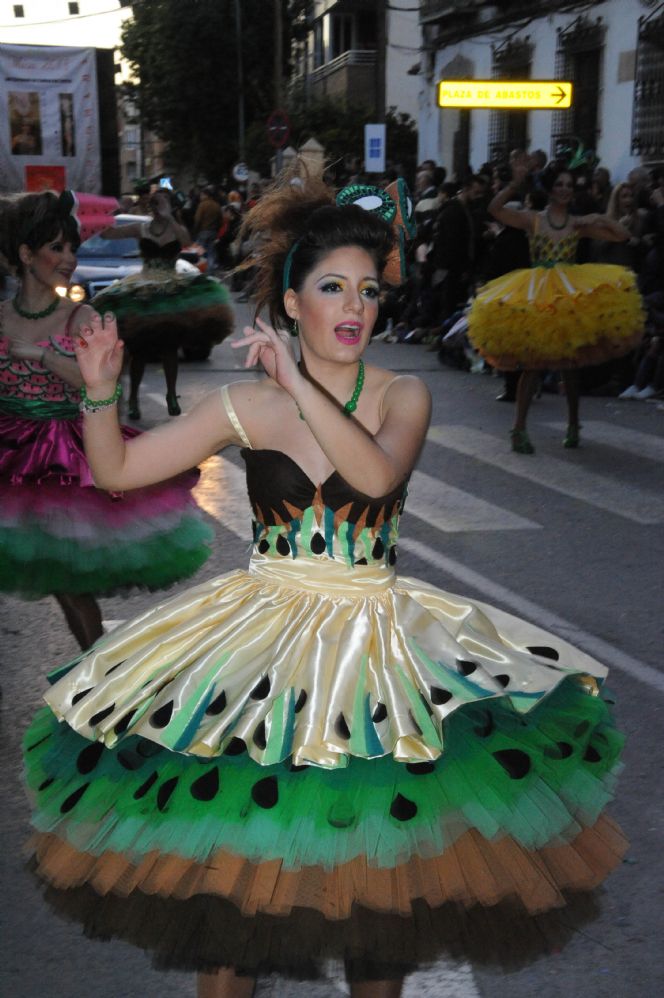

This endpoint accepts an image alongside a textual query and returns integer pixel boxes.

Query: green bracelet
[79,383,122,413]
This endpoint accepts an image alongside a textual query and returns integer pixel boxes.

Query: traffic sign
[266,109,291,149]
[437,80,573,110]
[232,162,250,182]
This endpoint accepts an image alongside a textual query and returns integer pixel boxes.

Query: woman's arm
[488,153,534,232]
[76,313,240,490]
[293,374,431,496]
[99,221,144,240]
[488,183,534,232]
[7,304,99,388]
[573,213,630,242]
[234,320,432,497]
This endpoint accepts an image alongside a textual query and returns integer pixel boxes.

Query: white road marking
[193,454,252,539]
[257,958,480,996]
[400,538,664,695]
[145,392,168,408]
[102,619,125,632]
[409,469,540,532]
[427,425,664,524]
[544,420,664,463]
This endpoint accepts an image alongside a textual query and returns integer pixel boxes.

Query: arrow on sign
[551,85,568,105]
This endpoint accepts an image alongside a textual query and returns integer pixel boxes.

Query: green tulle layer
[0,517,213,598]
[25,679,623,870]
[92,274,231,320]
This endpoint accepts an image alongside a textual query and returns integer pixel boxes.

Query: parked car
[58,215,212,361]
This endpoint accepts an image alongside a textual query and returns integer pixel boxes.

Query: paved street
[1,293,662,997]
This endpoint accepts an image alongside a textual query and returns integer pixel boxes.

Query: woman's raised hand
[74,311,124,390]
[231,317,302,396]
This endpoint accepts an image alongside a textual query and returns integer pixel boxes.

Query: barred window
[632,4,664,159]
[551,16,605,160]
[488,39,532,165]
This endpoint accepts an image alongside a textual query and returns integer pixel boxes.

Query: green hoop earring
[291,318,299,337]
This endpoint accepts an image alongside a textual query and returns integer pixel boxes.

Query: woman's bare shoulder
[366,364,429,396]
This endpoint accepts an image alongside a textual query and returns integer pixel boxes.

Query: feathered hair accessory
[558,137,599,173]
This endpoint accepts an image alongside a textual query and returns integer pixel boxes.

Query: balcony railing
[310,48,376,83]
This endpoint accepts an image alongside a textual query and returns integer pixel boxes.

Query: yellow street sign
[437,80,573,110]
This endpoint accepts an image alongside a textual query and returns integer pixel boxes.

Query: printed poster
[0,44,101,193]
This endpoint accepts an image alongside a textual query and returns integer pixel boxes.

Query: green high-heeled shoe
[510,429,535,454]
[563,424,580,448]
[166,393,181,416]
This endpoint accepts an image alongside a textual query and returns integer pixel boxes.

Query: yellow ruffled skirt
[468,262,644,370]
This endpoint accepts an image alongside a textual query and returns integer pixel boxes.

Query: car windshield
[77,234,141,259]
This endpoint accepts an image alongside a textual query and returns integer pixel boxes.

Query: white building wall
[385,5,421,122]
[418,0,646,183]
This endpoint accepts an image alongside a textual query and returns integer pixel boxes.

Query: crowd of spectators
[375,152,664,403]
[112,157,663,402]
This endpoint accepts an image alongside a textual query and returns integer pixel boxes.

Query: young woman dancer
[0,190,213,649]
[25,174,626,995]
[94,188,233,419]
[468,153,643,453]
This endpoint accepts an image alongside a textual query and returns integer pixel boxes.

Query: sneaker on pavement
[635,385,657,400]
[618,384,640,399]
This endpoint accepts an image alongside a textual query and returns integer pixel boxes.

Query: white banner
[0,44,102,193]
[364,123,386,174]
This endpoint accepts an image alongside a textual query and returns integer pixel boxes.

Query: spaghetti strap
[220,384,252,448]
[378,374,409,423]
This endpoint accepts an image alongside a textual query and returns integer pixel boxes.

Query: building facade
[417,0,664,182]
[290,0,420,121]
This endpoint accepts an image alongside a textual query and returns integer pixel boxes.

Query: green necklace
[13,295,60,320]
[298,359,365,420]
[546,210,569,231]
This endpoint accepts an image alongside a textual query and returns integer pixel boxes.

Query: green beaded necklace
[12,295,60,320]
[298,359,365,420]
[343,359,365,414]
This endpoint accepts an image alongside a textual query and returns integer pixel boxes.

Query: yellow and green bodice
[528,221,580,268]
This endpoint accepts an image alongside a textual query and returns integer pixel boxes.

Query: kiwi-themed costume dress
[0,306,212,598]
[468,214,644,370]
[24,383,626,976]
[90,227,233,357]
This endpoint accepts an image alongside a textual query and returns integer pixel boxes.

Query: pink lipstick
[334,322,363,344]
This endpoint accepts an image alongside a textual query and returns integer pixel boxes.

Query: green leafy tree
[120,0,282,180]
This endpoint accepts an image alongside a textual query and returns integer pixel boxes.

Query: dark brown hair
[240,168,394,327]
[0,190,80,275]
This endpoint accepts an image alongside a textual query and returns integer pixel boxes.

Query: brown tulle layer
[121,304,234,355]
[31,868,611,977]
[482,328,644,372]
[30,815,626,922]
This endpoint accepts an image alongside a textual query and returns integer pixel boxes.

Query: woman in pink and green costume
[0,190,213,649]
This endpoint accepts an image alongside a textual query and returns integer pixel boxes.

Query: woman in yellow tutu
[468,154,644,453]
